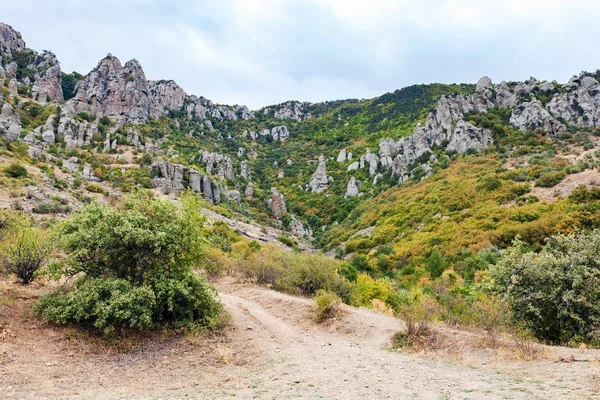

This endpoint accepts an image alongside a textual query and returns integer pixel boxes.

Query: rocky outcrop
[369,74,600,184]
[337,148,347,162]
[245,182,254,199]
[240,160,251,179]
[308,155,328,193]
[268,188,287,219]
[244,125,290,142]
[149,80,187,118]
[0,23,25,52]
[61,157,80,174]
[0,102,21,141]
[72,54,151,124]
[345,177,360,197]
[289,215,313,237]
[261,101,312,121]
[271,125,290,141]
[148,160,224,204]
[217,156,234,181]
[0,23,63,104]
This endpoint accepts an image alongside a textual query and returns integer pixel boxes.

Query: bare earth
[1,279,599,399]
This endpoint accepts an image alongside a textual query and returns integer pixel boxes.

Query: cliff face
[0,23,63,104]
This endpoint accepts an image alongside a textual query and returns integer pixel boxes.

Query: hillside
[2,18,600,398]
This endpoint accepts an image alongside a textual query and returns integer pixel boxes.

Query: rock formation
[268,188,287,219]
[308,155,328,193]
[261,101,312,121]
[345,177,360,197]
[0,23,63,104]
[148,160,223,204]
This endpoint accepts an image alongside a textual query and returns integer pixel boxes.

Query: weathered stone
[345,177,360,197]
[308,155,328,193]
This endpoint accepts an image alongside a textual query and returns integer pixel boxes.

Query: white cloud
[2,0,600,108]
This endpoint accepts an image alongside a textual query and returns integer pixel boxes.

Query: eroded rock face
[0,23,25,52]
[245,181,254,199]
[345,177,360,197]
[261,101,312,121]
[148,160,223,204]
[289,215,313,237]
[72,54,151,124]
[308,155,328,193]
[0,23,63,103]
[149,80,187,118]
[268,188,287,219]
[0,102,21,141]
[271,125,290,141]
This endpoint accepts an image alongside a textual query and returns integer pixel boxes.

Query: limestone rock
[149,79,187,118]
[261,101,312,121]
[308,155,328,193]
[268,188,287,219]
[345,177,360,197]
[61,157,79,174]
[347,161,359,171]
[337,148,347,162]
[245,182,254,199]
[0,103,21,141]
[271,125,290,141]
[72,54,151,124]
[240,160,251,179]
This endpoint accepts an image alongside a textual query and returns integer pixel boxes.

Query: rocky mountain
[3,21,600,251]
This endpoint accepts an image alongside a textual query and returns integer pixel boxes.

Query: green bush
[275,252,351,300]
[35,191,223,334]
[491,233,600,345]
[535,171,565,188]
[1,222,53,284]
[32,200,70,214]
[84,184,106,194]
[4,163,28,178]
[313,290,342,323]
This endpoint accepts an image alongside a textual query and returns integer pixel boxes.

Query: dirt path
[1,280,599,399]
[216,283,599,400]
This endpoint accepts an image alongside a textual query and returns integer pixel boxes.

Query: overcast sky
[4,0,600,109]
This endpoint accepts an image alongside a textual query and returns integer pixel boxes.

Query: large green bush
[35,191,223,334]
[491,232,600,345]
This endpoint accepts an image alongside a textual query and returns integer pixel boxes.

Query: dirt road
[1,280,598,399]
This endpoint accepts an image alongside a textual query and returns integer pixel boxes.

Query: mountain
[2,20,600,266]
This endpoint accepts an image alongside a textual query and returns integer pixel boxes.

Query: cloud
[2,0,600,109]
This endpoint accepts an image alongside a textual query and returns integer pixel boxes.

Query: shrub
[84,184,106,194]
[32,200,70,214]
[35,191,223,334]
[1,224,53,284]
[4,163,28,178]
[313,290,342,323]
[276,252,351,299]
[350,273,400,309]
[471,295,511,346]
[233,243,284,285]
[396,295,439,337]
[535,171,565,188]
[491,233,600,345]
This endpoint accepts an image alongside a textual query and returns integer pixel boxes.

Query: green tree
[491,233,600,345]
[35,191,222,334]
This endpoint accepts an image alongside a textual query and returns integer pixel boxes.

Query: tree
[491,233,600,345]
[35,191,222,334]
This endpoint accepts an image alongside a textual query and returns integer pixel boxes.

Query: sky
[4,0,600,109]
